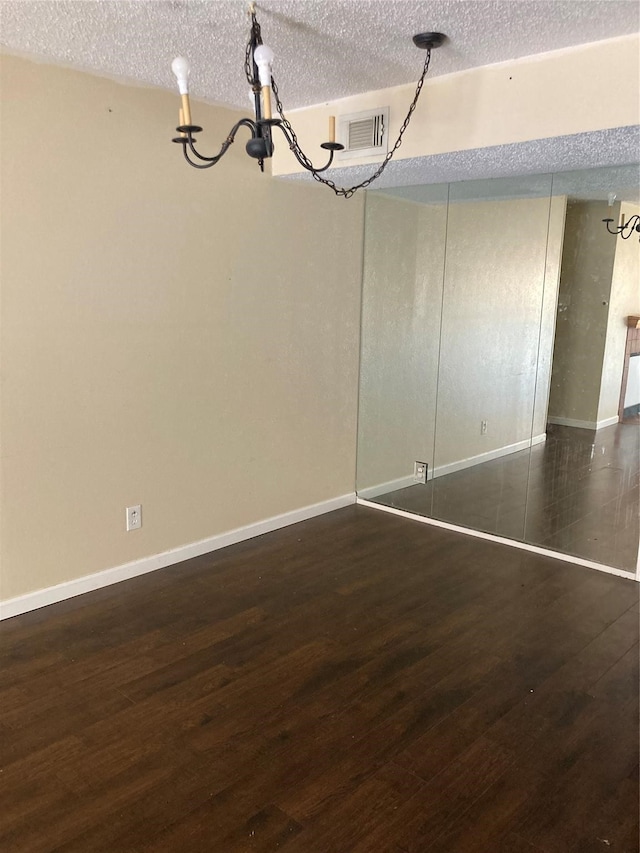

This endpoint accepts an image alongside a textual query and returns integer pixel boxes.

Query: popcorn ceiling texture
[284,127,640,196]
[0,0,638,110]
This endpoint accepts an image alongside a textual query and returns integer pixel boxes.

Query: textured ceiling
[374,155,640,204]
[1,1,639,110]
[286,126,640,195]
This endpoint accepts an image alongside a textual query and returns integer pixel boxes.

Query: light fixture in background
[171,4,445,198]
[603,192,640,240]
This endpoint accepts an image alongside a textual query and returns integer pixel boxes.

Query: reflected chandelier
[171,5,445,198]
[603,193,640,240]
[602,215,640,240]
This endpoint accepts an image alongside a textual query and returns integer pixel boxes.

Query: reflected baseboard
[356,497,639,581]
[357,433,546,500]
[358,474,417,500]
[433,433,546,479]
[548,415,619,430]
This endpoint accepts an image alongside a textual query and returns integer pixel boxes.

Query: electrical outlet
[480,420,488,435]
[126,504,142,531]
[414,461,428,484]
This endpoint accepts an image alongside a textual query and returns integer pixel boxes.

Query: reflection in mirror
[430,174,559,543]
[357,183,447,503]
[526,165,640,570]
[356,165,639,574]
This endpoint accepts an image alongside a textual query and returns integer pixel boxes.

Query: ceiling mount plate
[413,32,446,50]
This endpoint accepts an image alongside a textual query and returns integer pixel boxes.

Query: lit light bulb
[253,44,274,86]
[171,56,191,94]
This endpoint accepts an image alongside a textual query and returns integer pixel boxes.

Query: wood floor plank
[287,762,424,853]
[509,706,639,852]
[348,738,515,853]
[0,505,637,852]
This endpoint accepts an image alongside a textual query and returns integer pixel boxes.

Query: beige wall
[273,35,640,177]
[0,55,364,601]
[599,203,640,421]
[548,201,618,425]
[357,193,446,492]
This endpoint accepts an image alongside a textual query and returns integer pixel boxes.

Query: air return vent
[338,108,389,159]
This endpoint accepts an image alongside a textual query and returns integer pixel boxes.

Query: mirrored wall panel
[526,166,640,570]
[430,174,557,543]
[357,165,639,574]
[357,183,447,504]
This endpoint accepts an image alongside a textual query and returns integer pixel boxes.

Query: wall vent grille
[338,108,389,159]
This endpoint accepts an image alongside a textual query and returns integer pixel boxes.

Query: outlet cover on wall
[413,461,428,484]
[126,505,142,531]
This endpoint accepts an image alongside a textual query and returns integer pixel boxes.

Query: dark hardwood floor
[1,505,638,852]
[374,423,639,572]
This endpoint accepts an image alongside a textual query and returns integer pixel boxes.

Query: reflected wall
[356,166,640,574]
[357,185,447,497]
[431,176,562,542]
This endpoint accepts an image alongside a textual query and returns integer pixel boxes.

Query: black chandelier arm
[603,215,640,240]
[180,118,258,166]
[622,214,640,239]
[271,122,337,174]
[186,134,228,164]
[181,144,219,169]
[180,135,234,168]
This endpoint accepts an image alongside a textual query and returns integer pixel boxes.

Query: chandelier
[171,5,445,198]
[603,193,640,240]
[602,215,640,240]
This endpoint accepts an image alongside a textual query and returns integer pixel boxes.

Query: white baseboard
[357,474,417,500]
[0,493,356,621]
[596,415,621,429]
[432,433,547,479]
[357,433,547,499]
[356,498,639,582]
[548,416,619,430]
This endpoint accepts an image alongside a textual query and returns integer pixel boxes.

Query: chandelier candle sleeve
[181,94,192,126]
[329,116,336,143]
[261,86,272,120]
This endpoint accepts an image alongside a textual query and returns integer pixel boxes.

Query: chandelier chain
[244,12,263,91]
[270,49,432,198]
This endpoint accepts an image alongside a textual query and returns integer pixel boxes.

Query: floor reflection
[372,423,639,572]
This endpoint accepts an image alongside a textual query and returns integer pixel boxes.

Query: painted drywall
[0,55,364,601]
[272,35,640,177]
[598,203,640,421]
[548,201,618,425]
[356,192,447,492]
